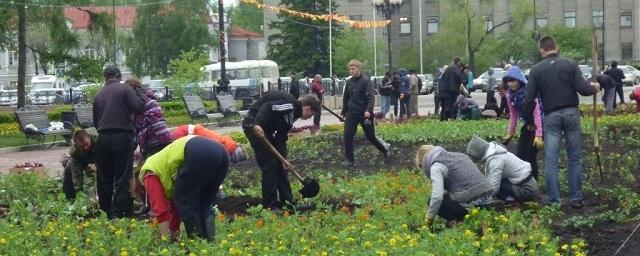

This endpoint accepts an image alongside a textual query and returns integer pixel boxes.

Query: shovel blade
[299,178,320,198]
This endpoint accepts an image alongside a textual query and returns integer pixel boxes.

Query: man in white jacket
[466,135,538,203]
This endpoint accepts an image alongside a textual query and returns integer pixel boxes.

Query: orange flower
[256,219,265,228]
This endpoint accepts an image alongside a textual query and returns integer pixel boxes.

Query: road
[0,86,635,177]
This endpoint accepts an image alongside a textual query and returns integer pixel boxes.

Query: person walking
[379,72,393,119]
[410,70,420,116]
[502,66,543,180]
[310,74,324,133]
[132,136,230,241]
[289,73,300,99]
[466,136,538,204]
[242,91,320,210]
[415,145,493,226]
[93,66,146,218]
[125,78,172,159]
[391,72,401,119]
[340,59,391,167]
[523,36,600,208]
[604,60,625,108]
[398,69,412,120]
[438,57,464,121]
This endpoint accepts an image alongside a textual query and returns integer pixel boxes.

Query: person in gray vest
[466,136,538,204]
[415,145,493,226]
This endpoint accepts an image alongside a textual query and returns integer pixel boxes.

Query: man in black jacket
[289,73,300,99]
[523,36,600,209]
[242,91,320,210]
[438,57,464,121]
[604,60,625,108]
[340,59,391,167]
[596,73,617,114]
[93,66,146,218]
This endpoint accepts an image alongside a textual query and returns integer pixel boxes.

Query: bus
[202,60,279,98]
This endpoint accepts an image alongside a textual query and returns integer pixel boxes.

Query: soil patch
[554,221,640,256]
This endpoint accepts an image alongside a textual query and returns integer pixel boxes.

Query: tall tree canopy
[267,0,339,76]
[126,0,214,77]
[229,1,264,33]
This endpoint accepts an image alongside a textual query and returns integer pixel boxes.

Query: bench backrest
[216,94,237,113]
[14,106,51,131]
[183,95,206,112]
[73,104,94,128]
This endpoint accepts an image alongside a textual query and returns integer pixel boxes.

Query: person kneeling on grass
[131,136,242,241]
[415,145,493,227]
[62,128,98,200]
[466,136,538,204]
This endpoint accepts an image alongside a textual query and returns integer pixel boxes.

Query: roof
[230,26,262,38]
[64,6,137,29]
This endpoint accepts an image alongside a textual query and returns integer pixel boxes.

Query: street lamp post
[374,0,403,72]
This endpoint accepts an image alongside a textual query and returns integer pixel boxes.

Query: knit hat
[466,135,490,160]
[230,146,247,164]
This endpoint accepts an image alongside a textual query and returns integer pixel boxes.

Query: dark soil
[554,221,640,256]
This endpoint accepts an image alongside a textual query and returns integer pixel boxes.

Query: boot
[183,219,204,239]
[203,214,216,241]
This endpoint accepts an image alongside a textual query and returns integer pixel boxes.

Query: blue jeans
[543,107,583,203]
[380,95,391,116]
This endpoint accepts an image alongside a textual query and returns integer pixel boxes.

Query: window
[536,17,548,28]
[400,17,410,34]
[592,10,603,28]
[484,15,493,31]
[621,43,633,61]
[427,17,439,34]
[564,11,576,28]
[349,15,362,21]
[621,11,632,27]
[83,47,98,59]
[8,51,18,66]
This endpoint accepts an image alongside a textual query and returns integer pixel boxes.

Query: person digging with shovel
[242,91,321,211]
[131,136,241,241]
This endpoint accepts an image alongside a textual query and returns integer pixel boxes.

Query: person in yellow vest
[132,136,234,241]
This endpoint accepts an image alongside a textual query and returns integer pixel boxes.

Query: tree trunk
[17,0,27,108]
[31,51,39,75]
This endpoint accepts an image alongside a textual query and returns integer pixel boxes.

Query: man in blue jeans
[523,36,600,209]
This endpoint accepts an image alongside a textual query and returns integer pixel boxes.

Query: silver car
[618,65,640,86]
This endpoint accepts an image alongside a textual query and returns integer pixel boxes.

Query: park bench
[14,105,73,149]
[215,93,248,126]
[183,95,224,125]
[72,104,94,128]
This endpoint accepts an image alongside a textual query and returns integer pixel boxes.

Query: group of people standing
[378,69,421,121]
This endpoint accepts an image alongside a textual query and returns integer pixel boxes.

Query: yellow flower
[554,253,561,256]
[0,238,6,245]
[561,244,568,250]
[571,245,579,250]
[517,242,525,249]
[473,241,480,247]
[471,208,479,215]
[576,252,585,256]
[188,253,196,256]
[578,241,586,248]
[389,238,397,247]
[364,241,373,248]
[120,250,128,256]
[376,251,388,256]
[161,248,169,254]
[464,229,474,238]
[321,252,328,256]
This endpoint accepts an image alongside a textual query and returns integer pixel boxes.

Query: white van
[28,75,69,104]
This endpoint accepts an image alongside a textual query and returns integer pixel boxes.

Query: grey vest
[434,151,493,202]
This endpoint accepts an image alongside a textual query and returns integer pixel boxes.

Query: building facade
[263,0,639,71]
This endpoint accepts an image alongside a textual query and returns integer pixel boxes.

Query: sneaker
[570,200,585,209]
[340,160,355,167]
[382,143,391,161]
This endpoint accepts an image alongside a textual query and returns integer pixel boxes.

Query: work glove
[503,133,514,144]
[533,136,544,150]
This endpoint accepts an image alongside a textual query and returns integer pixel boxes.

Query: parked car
[578,65,593,80]
[618,65,640,86]
[418,74,435,94]
[28,75,69,105]
[0,84,18,106]
[472,68,505,92]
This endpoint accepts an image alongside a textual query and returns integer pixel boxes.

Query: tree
[267,0,340,76]
[542,25,591,62]
[164,49,210,99]
[229,2,263,33]
[333,29,374,77]
[126,1,214,77]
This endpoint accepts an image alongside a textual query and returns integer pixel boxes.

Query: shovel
[253,127,320,198]
[590,27,604,182]
[321,105,345,122]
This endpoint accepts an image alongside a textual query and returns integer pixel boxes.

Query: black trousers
[173,137,229,239]
[516,125,539,180]
[439,94,457,121]
[244,128,293,209]
[433,95,440,116]
[343,113,387,162]
[96,131,136,218]
[313,108,321,128]
[391,92,399,116]
[615,83,625,105]
[142,142,171,160]
[62,165,75,200]
[437,194,468,222]
[399,94,411,118]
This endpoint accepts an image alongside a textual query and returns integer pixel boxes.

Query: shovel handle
[253,126,305,182]
[321,105,345,122]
